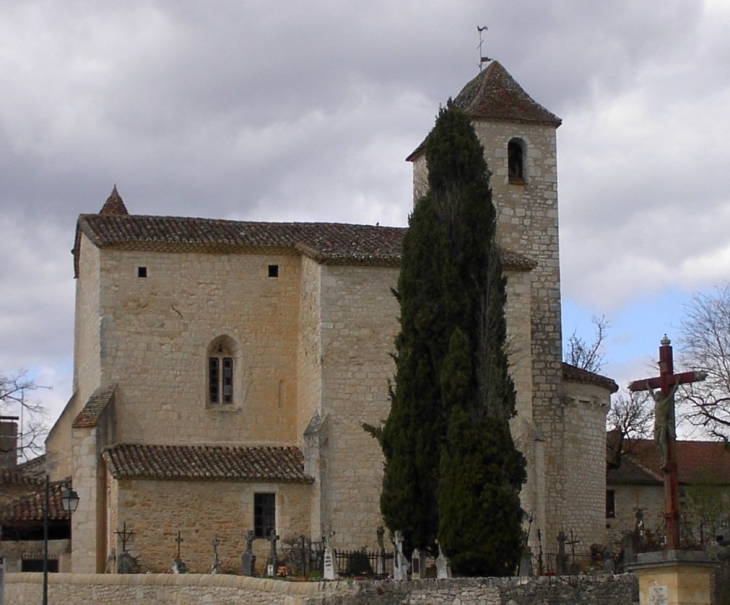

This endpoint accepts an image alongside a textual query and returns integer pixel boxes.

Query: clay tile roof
[99,186,129,215]
[72,384,116,429]
[0,468,44,486]
[562,362,619,393]
[614,439,730,485]
[102,443,314,483]
[453,61,562,127]
[0,478,73,522]
[73,213,536,274]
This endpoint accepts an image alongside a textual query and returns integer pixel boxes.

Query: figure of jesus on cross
[629,335,707,550]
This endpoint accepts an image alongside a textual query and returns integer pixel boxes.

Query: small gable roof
[102,443,314,484]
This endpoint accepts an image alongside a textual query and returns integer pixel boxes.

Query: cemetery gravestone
[323,530,337,580]
[392,531,409,581]
[266,531,280,577]
[376,526,386,576]
[241,531,256,577]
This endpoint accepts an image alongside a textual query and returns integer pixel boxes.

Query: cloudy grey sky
[2,0,729,432]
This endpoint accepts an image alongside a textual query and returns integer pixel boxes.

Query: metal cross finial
[477,26,490,70]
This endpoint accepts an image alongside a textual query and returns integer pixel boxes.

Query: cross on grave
[241,530,256,577]
[174,531,184,560]
[210,535,221,574]
[556,531,569,576]
[114,522,135,552]
[629,335,707,551]
[114,522,137,574]
[266,530,280,577]
[566,530,580,575]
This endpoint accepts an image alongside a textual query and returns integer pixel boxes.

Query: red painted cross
[628,335,706,551]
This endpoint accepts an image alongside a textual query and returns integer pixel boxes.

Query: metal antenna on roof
[477,26,490,71]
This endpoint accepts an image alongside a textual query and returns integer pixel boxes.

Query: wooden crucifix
[629,335,707,550]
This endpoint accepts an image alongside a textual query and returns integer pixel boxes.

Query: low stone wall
[5,572,639,605]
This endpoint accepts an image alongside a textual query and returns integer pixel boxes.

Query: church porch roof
[102,443,314,484]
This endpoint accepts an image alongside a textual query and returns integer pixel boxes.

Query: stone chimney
[0,416,19,468]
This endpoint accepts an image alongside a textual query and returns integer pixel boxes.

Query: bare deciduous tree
[678,285,730,441]
[606,391,654,467]
[0,371,49,462]
[564,315,609,374]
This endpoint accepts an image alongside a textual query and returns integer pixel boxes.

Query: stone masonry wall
[46,234,102,481]
[318,264,400,551]
[5,573,640,605]
[109,477,312,573]
[606,484,664,547]
[475,120,564,550]
[95,248,302,446]
[560,381,611,554]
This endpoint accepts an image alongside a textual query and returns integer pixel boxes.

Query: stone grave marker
[210,535,221,574]
[241,530,256,576]
[435,541,451,579]
[411,548,421,579]
[375,526,386,575]
[392,531,409,581]
[323,529,337,580]
[266,530,280,577]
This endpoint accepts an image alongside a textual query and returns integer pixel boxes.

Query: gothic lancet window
[207,337,236,405]
[508,138,526,183]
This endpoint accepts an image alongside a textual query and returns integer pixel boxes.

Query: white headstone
[435,543,451,579]
[392,531,409,581]
[323,546,337,580]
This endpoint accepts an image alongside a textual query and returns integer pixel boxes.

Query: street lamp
[42,478,80,605]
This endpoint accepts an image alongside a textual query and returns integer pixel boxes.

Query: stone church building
[44,61,617,574]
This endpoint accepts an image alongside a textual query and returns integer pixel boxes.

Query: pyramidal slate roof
[99,185,129,216]
[407,60,561,162]
[102,443,314,483]
[73,189,537,275]
[452,61,562,127]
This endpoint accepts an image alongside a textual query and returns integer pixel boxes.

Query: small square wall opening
[268,265,279,278]
[137,267,147,278]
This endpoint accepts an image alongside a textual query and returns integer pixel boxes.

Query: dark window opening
[209,356,233,404]
[508,139,525,183]
[254,492,276,538]
[606,489,616,518]
[22,559,59,573]
[268,264,279,278]
[138,267,147,278]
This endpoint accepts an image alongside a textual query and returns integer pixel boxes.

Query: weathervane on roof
[477,26,490,71]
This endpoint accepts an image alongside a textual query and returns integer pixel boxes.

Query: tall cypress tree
[379,105,526,573]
